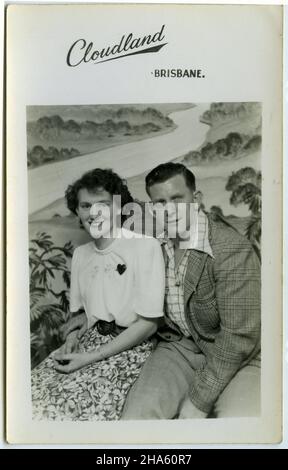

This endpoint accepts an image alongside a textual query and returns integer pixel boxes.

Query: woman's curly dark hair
[65,168,134,225]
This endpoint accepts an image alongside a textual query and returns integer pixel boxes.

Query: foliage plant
[226,167,261,258]
[29,232,74,368]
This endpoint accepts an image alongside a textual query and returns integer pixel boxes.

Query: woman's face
[76,187,119,239]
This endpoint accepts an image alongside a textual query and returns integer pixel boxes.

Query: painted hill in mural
[27,103,193,169]
[174,102,261,167]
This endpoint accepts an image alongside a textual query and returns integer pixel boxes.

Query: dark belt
[96,320,126,336]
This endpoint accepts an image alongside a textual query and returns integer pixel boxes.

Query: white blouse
[70,228,165,328]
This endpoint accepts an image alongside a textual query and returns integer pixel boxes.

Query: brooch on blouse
[116,263,126,275]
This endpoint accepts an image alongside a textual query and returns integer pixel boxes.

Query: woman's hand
[54,316,159,373]
[53,352,94,374]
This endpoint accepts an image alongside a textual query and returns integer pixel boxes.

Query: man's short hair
[145,162,196,194]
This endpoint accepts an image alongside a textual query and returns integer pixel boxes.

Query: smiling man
[122,162,261,419]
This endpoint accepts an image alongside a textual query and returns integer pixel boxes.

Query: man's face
[148,174,197,239]
[76,188,118,239]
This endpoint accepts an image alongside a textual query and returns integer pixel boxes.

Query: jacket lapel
[160,228,212,305]
[184,249,209,305]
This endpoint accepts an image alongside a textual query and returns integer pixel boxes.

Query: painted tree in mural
[226,167,261,257]
[29,232,74,368]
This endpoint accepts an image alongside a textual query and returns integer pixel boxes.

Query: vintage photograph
[6,3,282,444]
[28,102,262,421]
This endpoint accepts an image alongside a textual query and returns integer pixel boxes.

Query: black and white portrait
[28,102,262,421]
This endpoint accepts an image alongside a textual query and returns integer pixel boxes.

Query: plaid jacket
[161,214,261,414]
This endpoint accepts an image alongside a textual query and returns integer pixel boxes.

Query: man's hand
[53,352,92,374]
[58,330,79,354]
[60,313,87,341]
[178,397,207,419]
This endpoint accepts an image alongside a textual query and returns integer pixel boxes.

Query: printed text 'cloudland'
[67,25,167,67]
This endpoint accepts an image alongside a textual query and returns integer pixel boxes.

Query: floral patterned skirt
[31,326,154,421]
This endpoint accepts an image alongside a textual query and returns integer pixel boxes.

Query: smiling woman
[76,189,116,248]
[31,168,165,421]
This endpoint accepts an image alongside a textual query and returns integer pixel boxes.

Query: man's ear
[193,190,203,207]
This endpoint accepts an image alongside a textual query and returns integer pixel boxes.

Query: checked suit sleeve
[188,239,261,414]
